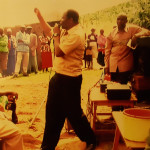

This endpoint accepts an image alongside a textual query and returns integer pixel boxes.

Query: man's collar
[124,25,128,32]
[114,25,129,35]
[67,24,80,34]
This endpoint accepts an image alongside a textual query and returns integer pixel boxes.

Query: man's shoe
[23,73,29,76]
[12,74,18,78]
[85,144,96,150]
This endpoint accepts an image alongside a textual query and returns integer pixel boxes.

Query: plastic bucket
[123,108,150,142]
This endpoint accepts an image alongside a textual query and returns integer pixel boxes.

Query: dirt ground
[0,69,129,150]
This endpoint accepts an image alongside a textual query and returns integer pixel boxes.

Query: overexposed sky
[0,0,131,27]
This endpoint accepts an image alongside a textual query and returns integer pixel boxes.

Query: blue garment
[7,36,16,75]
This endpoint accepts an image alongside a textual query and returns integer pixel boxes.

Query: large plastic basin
[123,108,150,142]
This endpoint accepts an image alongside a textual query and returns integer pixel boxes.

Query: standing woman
[97,29,107,67]
[0,27,8,77]
[88,28,98,69]
[7,28,17,76]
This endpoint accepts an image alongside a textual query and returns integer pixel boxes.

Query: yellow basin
[123,108,150,142]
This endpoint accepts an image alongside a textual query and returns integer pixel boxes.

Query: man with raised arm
[34,8,97,150]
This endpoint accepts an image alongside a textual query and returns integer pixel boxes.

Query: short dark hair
[66,9,79,24]
[117,13,127,20]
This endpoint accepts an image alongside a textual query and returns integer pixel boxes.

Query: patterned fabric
[0,35,8,52]
[16,31,30,52]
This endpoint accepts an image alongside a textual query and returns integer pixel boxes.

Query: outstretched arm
[131,28,150,48]
[34,8,52,37]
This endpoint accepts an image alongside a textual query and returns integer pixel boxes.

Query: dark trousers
[7,54,16,75]
[97,51,105,66]
[111,68,131,84]
[41,73,96,150]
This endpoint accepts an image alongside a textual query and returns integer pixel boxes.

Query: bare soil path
[0,69,128,150]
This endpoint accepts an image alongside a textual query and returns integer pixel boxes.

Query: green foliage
[137,0,150,29]
[80,0,150,33]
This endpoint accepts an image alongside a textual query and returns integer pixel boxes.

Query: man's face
[0,28,3,35]
[117,15,127,30]
[100,30,104,35]
[20,27,25,33]
[60,12,69,30]
[26,28,32,34]
[7,31,12,37]
[91,29,95,34]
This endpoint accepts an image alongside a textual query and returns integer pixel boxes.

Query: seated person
[0,91,24,150]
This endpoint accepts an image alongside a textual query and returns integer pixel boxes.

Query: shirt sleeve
[134,27,150,37]
[59,34,81,55]
[130,26,142,37]
[105,34,113,68]
[23,34,30,45]
[16,32,21,43]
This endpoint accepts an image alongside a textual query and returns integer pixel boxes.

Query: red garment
[39,36,50,52]
[8,38,11,50]
[38,35,52,69]
[41,51,53,69]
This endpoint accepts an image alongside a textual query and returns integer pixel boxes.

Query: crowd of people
[85,28,107,69]
[0,24,107,79]
[0,25,52,78]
